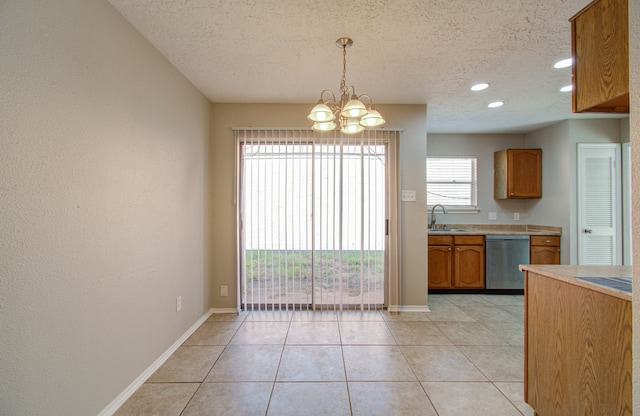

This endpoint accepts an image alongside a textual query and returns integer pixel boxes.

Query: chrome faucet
[430,204,447,229]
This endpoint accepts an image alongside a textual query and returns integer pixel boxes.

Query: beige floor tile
[244,310,294,321]
[339,321,396,344]
[230,321,290,344]
[444,294,493,306]
[206,312,249,322]
[381,311,431,322]
[349,382,438,416]
[386,321,452,345]
[425,301,476,322]
[205,345,282,382]
[499,305,525,320]
[343,345,416,381]
[183,321,241,345]
[147,345,224,382]
[291,310,338,321]
[422,381,522,416]
[459,345,524,381]
[457,305,523,323]
[267,382,351,416]
[480,294,525,306]
[277,345,345,381]
[484,321,525,346]
[114,383,199,416]
[336,310,385,321]
[286,321,340,344]
[182,382,272,416]
[494,382,536,416]
[435,321,509,345]
[401,345,487,381]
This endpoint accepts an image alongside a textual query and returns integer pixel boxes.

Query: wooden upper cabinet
[494,149,542,199]
[570,0,629,113]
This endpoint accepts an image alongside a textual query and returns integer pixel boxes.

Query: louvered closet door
[238,129,391,311]
[577,143,622,265]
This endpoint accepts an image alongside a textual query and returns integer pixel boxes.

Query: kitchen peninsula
[520,264,632,416]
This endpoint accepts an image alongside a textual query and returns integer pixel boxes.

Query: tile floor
[114,294,534,416]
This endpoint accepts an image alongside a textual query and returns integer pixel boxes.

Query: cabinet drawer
[428,235,453,245]
[530,236,560,246]
[454,235,484,245]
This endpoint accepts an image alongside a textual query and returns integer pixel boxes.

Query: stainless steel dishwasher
[485,235,530,289]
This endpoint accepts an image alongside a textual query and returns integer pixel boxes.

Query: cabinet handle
[510,192,515,196]
[456,248,460,251]
[543,240,551,243]
[448,247,452,251]
[584,229,593,234]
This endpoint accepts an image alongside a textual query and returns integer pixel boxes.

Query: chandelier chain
[340,44,348,95]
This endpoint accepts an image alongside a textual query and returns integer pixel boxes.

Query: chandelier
[308,37,385,134]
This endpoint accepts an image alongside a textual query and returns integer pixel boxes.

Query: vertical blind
[236,128,398,311]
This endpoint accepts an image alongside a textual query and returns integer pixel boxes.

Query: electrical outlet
[514,213,520,221]
[221,285,228,297]
[176,296,182,312]
[401,190,416,202]
[488,212,497,220]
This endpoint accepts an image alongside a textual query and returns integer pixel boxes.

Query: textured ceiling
[107,0,620,134]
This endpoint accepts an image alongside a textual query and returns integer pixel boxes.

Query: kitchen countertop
[428,224,562,236]
[519,264,632,301]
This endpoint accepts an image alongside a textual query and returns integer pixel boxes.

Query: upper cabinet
[570,0,629,113]
[494,149,542,199]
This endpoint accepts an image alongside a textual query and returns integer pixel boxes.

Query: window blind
[427,157,477,207]
[236,128,399,311]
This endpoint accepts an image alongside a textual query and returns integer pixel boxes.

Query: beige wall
[526,118,623,264]
[427,133,527,224]
[209,104,428,309]
[0,1,212,415]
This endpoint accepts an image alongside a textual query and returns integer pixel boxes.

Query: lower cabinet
[428,235,485,289]
[530,235,561,264]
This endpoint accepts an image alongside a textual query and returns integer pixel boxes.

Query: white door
[577,143,622,265]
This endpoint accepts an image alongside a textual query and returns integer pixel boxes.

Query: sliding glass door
[238,129,390,311]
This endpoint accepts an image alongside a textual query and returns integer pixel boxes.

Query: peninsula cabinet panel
[570,0,629,113]
[525,272,632,415]
[494,149,542,199]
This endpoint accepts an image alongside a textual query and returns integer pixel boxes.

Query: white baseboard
[98,308,214,416]
[211,307,241,314]
[387,305,431,313]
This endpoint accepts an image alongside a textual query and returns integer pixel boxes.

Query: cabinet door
[530,246,560,265]
[508,149,542,198]
[453,245,485,288]
[428,246,452,288]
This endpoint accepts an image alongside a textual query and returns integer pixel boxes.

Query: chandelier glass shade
[308,38,385,134]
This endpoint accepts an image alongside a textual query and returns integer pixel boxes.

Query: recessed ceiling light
[488,101,504,108]
[471,83,489,91]
[554,58,572,69]
[560,85,573,92]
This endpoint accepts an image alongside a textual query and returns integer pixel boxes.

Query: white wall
[0,1,212,415]
[209,104,429,310]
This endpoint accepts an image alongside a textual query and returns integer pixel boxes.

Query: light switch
[489,212,497,220]
[401,190,416,202]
